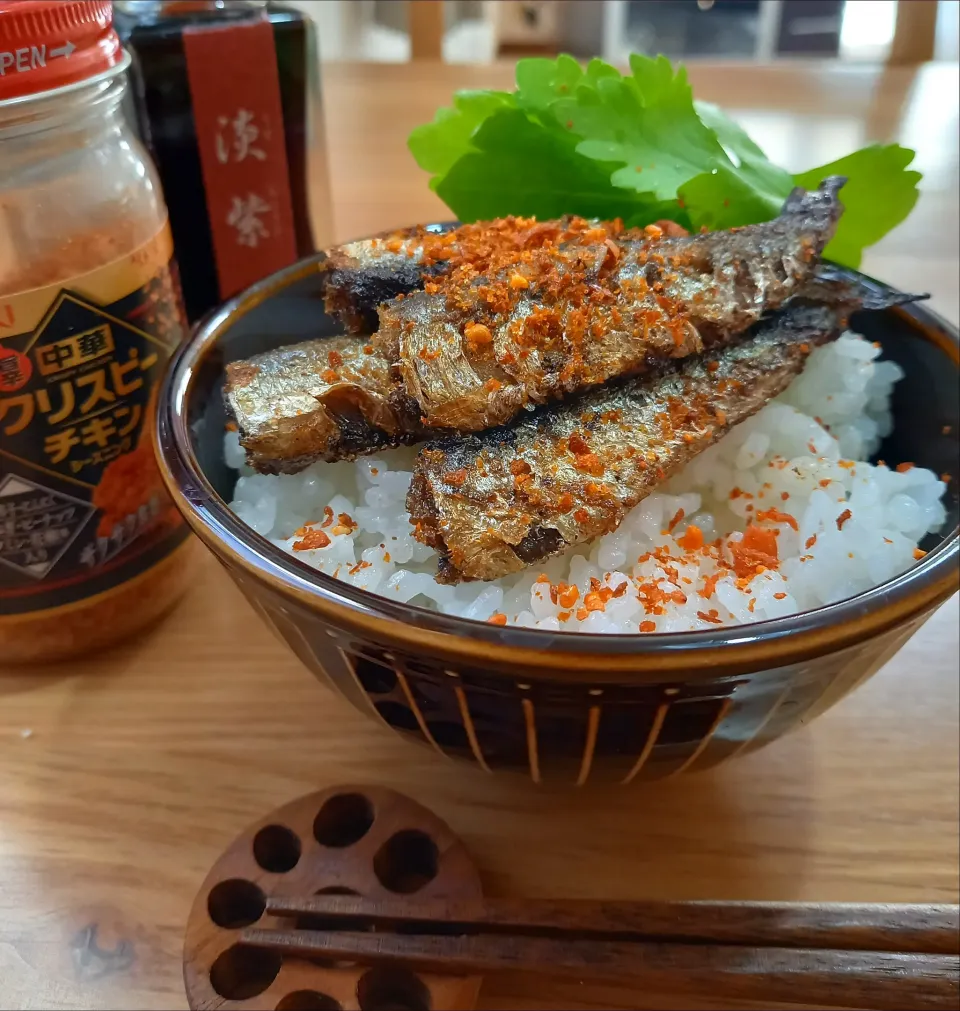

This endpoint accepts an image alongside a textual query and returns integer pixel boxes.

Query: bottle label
[183,13,299,302]
[0,224,190,616]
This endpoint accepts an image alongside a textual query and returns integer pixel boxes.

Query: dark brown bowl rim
[156,246,960,679]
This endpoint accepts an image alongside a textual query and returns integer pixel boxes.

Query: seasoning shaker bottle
[114,0,332,323]
[0,0,194,663]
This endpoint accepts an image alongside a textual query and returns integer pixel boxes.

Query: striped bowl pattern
[234,570,925,786]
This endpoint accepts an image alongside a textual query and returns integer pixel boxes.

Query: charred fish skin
[223,337,423,475]
[376,179,846,437]
[319,219,543,335]
[407,302,852,584]
[320,228,434,335]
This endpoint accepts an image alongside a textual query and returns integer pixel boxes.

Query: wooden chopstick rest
[182,785,483,1011]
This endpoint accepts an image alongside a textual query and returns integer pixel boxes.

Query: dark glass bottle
[115,0,319,322]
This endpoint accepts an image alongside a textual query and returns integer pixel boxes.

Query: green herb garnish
[408,54,921,269]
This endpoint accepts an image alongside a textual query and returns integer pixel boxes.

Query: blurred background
[289,0,958,65]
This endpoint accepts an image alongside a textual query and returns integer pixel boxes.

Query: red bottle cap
[0,0,123,103]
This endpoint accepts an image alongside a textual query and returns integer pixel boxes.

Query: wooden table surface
[1,61,958,1011]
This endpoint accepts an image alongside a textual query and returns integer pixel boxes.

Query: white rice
[226,333,948,633]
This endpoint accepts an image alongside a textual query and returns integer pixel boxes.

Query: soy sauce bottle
[115,0,329,322]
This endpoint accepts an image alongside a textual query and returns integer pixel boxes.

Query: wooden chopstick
[263,895,960,955]
[241,924,959,1011]
[239,897,960,1010]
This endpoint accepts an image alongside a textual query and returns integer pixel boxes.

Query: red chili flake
[838,460,855,470]
[535,573,551,584]
[583,591,606,612]
[321,506,334,528]
[883,537,893,544]
[347,560,371,575]
[729,525,779,579]
[805,534,817,549]
[576,607,589,621]
[756,507,798,532]
[612,581,628,598]
[780,491,789,501]
[383,552,391,563]
[568,433,590,455]
[370,467,379,475]
[677,524,703,551]
[558,492,574,513]
[773,592,787,600]
[896,462,915,473]
[913,547,927,560]
[836,508,852,530]
[337,512,358,532]
[699,572,721,599]
[558,585,579,609]
[488,613,508,625]
[696,609,723,624]
[573,508,590,524]
[639,620,657,632]
[574,453,604,476]
[464,321,493,352]
[667,508,685,532]
[558,611,572,622]
[292,527,331,551]
[747,598,756,613]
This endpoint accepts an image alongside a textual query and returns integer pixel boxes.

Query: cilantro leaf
[407,53,922,266]
[679,101,795,230]
[515,53,585,111]
[408,89,515,184]
[793,145,921,268]
[551,54,728,202]
[434,107,683,227]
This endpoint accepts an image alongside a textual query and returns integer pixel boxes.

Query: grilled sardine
[224,337,422,474]
[375,179,845,432]
[406,283,917,583]
[229,182,849,473]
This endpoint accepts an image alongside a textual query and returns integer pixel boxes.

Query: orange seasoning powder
[0,4,194,663]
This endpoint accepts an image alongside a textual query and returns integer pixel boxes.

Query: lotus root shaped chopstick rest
[183,785,482,1011]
